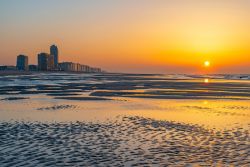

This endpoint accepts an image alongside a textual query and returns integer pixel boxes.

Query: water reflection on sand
[1,95,249,129]
[0,73,249,166]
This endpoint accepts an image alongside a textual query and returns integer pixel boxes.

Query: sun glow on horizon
[204,61,210,67]
[0,1,250,73]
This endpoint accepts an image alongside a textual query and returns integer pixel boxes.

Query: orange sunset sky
[0,0,250,73]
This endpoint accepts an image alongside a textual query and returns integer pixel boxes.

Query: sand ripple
[0,117,249,166]
[37,105,78,111]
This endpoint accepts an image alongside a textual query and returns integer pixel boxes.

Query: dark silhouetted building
[38,53,54,71]
[59,62,102,73]
[59,62,76,71]
[29,65,38,71]
[16,55,28,71]
[48,54,55,70]
[0,66,16,71]
[50,44,58,69]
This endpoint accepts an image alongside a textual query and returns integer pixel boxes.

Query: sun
[204,61,210,67]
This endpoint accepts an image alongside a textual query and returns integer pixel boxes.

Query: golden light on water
[203,101,208,105]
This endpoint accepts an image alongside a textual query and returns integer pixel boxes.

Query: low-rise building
[29,65,38,71]
[59,62,102,73]
[59,62,75,71]
[0,66,17,71]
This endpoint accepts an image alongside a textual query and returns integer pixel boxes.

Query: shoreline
[1,70,250,76]
[0,70,106,76]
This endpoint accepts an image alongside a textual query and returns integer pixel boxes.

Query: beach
[0,73,249,166]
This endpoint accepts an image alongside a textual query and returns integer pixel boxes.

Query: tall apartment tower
[16,55,28,71]
[38,53,54,71]
[50,44,58,68]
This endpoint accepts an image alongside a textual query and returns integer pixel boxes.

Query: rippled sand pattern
[0,117,249,166]
[37,104,78,111]
[0,73,250,166]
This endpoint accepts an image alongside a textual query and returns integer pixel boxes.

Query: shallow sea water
[0,73,249,166]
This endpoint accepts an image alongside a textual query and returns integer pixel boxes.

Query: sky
[0,0,250,73]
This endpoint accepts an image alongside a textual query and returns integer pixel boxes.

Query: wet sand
[0,117,249,166]
[0,73,249,166]
[0,73,249,100]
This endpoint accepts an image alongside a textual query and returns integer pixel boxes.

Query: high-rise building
[50,44,58,68]
[16,55,28,71]
[38,53,54,71]
[48,54,55,70]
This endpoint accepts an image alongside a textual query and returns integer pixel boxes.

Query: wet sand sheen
[0,96,249,130]
[0,117,249,166]
[0,73,249,166]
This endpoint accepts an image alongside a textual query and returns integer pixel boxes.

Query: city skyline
[0,44,102,73]
[0,0,250,74]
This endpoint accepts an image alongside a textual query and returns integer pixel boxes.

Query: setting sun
[204,61,210,67]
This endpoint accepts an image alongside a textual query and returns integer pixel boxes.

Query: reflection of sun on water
[204,78,209,83]
[203,101,208,105]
